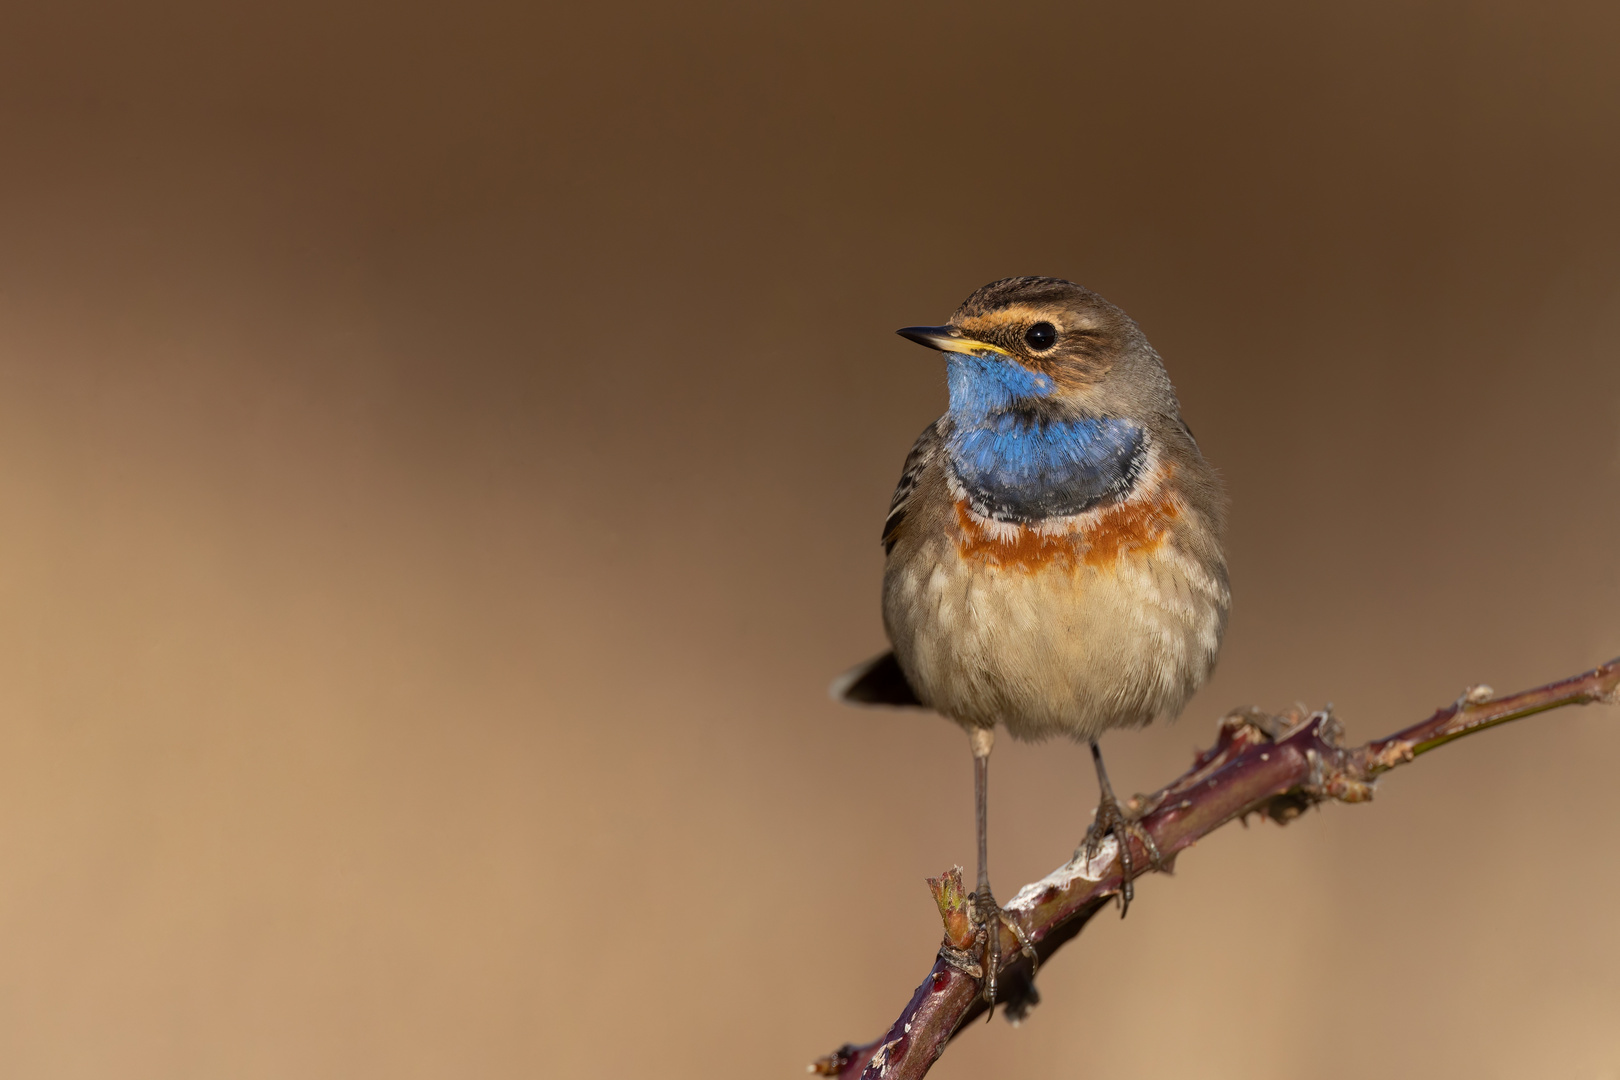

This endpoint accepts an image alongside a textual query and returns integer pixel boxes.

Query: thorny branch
[811,658,1620,1080]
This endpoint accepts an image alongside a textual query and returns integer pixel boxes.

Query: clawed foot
[973,884,1002,1009]
[1077,790,1164,917]
[941,884,1038,1017]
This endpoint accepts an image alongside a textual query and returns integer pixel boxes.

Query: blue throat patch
[943,352,1146,522]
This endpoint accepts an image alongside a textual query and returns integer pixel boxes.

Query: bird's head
[898,276,1174,425]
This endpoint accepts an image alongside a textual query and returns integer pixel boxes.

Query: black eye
[1024,321,1057,351]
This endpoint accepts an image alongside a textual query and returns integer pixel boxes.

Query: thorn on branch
[1218,703,1299,743]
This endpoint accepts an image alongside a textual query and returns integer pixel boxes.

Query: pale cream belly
[883,534,1226,742]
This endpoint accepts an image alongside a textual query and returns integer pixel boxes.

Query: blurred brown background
[0,1,1617,1077]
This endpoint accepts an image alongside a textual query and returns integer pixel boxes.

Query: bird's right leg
[960,726,1036,1017]
[969,726,1000,1010]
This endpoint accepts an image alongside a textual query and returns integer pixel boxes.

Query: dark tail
[829,651,925,708]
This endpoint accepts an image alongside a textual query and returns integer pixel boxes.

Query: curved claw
[1080,794,1166,918]
[973,885,1001,1016]
[1001,909,1038,973]
[968,887,1040,1020]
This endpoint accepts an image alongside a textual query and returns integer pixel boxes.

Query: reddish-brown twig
[811,658,1620,1080]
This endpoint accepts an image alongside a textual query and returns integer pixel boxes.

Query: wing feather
[881,421,943,554]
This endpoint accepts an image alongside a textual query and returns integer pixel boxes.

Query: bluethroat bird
[834,277,1229,1008]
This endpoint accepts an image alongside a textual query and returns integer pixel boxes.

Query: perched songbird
[834,277,1229,1007]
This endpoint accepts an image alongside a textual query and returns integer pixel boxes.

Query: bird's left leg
[1078,739,1165,917]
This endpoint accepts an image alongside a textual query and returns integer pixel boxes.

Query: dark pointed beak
[895,325,1008,356]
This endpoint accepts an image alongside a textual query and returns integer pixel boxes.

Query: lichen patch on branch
[1007,837,1116,911]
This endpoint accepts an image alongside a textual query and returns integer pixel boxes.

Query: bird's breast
[882,456,1228,740]
[949,482,1177,574]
